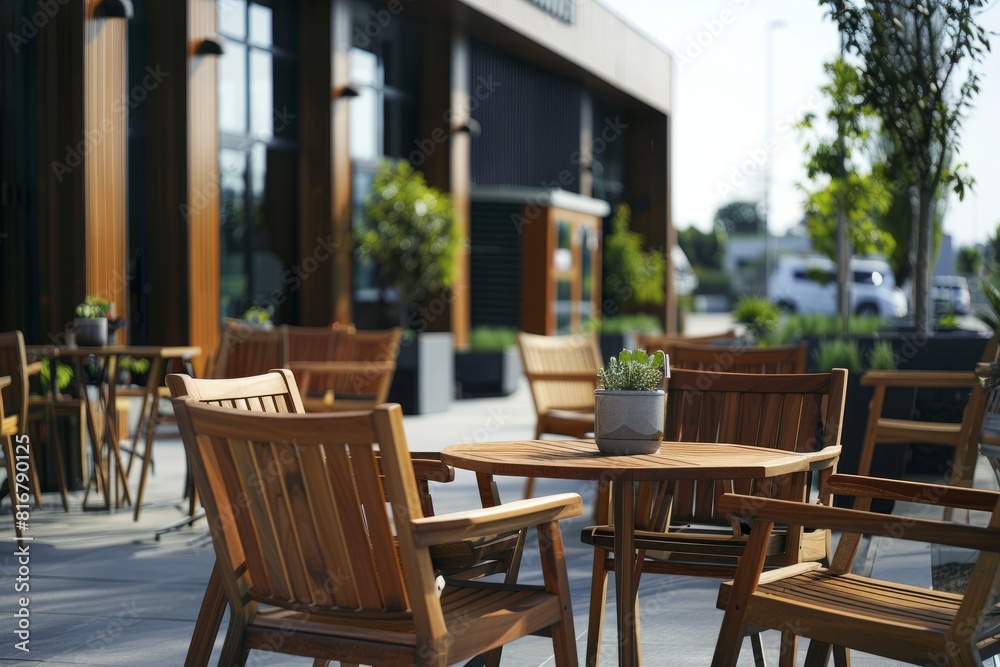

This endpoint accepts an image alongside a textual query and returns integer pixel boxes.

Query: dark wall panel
[469,39,581,192]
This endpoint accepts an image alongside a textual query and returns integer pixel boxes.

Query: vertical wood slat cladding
[187,0,220,372]
[297,0,334,326]
[468,38,581,193]
[84,0,129,340]
[36,0,87,341]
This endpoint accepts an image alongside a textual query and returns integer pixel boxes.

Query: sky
[600,0,1000,249]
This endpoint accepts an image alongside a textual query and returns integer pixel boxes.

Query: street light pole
[763,20,785,290]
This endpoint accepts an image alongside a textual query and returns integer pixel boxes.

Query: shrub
[732,295,781,343]
[599,314,663,336]
[814,338,863,373]
[468,327,518,352]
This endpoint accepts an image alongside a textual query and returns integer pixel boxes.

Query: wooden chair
[669,341,808,374]
[712,474,1000,666]
[167,370,525,667]
[172,392,581,666]
[518,332,602,498]
[207,322,283,379]
[857,370,987,496]
[634,330,738,358]
[582,368,847,667]
[287,327,402,412]
[0,332,69,518]
[281,322,356,362]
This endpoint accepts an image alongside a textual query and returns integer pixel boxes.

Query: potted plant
[455,327,521,398]
[356,160,461,414]
[594,349,668,455]
[732,294,781,345]
[74,296,111,346]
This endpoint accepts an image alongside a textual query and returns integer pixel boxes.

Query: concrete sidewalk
[0,376,986,666]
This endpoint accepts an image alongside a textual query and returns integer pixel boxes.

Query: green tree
[714,201,764,237]
[799,59,894,264]
[956,246,981,275]
[678,223,727,270]
[603,204,665,307]
[355,160,460,328]
[823,0,990,335]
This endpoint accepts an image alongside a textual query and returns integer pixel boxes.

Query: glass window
[218,0,298,322]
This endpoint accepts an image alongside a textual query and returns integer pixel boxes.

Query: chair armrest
[798,445,842,471]
[410,493,582,547]
[717,493,1000,553]
[0,376,10,389]
[825,473,1000,512]
[24,361,43,377]
[860,370,977,388]
[408,452,456,484]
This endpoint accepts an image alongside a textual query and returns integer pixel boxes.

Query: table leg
[613,480,639,667]
[103,355,132,508]
[75,357,110,510]
[133,357,165,521]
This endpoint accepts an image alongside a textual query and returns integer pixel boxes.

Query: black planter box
[455,347,521,398]
[387,332,454,415]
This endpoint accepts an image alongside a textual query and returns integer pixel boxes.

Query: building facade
[1,0,673,363]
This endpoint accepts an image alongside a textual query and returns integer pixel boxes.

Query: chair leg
[537,520,579,667]
[750,633,767,667]
[585,548,609,667]
[218,604,247,667]
[45,405,69,511]
[804,639,832,667]
[184,563,227,667]
[778,632,798,667]
[2,435,24,540]
[832,646,850,667]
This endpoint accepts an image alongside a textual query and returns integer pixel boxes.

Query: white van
[767,255,908,317]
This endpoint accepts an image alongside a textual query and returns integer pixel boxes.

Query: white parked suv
[767,255,908,318]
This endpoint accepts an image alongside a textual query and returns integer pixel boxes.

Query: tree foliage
[678,223,727,270]
[355,160,460,325]
[822,0,990,334]
[799,59,894,263]
[714,201,764,237]
[603,204,665,307]
[956,246,981,275]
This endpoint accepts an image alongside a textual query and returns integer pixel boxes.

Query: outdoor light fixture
[196,37,225,56]
[95,0,134,19]
[451,118,482,137]
[335,83,362,99]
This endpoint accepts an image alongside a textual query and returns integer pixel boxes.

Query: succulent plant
[598,348,667,392]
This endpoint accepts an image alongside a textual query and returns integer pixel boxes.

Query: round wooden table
[441,438,816,667]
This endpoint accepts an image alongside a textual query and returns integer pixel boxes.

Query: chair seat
[429,531,521,577]
[247,580,564,664]
[583,523,828,571]
[876,417,962,445]
[717,567,964,663]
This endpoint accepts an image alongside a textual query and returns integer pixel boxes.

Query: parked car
[767,255,908,318]
[931,275,971,315]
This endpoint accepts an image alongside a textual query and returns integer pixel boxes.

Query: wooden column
[83,0,129,336]
[448,29,471,348]
[298,0,335,326]
[145,0,219,371]
[626,111,675,333]
[330,0,353,324]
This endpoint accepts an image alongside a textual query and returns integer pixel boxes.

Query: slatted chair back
[173,395,580,666]
[518,332,602,417]
[0,331,29,428]
[210,322,283,379]
[635,330,737,360]
[857,369,987,491]
[282,323,357,362]
[332,327,402,399]
[669,341,808,375]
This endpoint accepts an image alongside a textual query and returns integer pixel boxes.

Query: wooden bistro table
[441,438,817,667]
[27,344,200,514]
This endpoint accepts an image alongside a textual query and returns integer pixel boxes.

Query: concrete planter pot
[594,389,665,455]
[74,317,107,347]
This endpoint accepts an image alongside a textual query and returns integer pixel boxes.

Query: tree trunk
[914,187,934,336]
